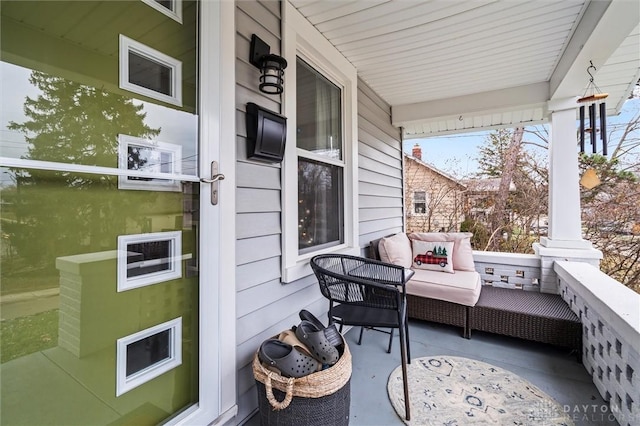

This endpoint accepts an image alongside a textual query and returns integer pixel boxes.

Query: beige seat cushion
[406,269,481,307]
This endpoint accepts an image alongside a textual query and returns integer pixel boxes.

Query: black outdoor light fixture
[249,34,288,95]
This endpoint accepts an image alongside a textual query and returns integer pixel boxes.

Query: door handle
[200,174,225,184]
[200,162,225,205]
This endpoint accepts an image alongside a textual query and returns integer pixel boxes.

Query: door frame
[171,0,236,424]
[0,0,237,424]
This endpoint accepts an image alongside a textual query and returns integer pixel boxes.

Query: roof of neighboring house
[403,153,467,190]
[462,177,516,192]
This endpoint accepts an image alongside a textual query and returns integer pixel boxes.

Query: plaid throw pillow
[411,240,455,273]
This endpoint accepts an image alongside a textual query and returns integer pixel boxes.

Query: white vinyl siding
[232,3,403,424]
[357,79,404,251]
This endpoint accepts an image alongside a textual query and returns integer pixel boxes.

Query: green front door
[0,1,207,424]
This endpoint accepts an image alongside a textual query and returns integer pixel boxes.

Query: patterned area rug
[387,356,574,425]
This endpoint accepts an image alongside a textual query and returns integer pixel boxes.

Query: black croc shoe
[299,309,343,348]
[258,339,320,378]
[294,320,340,365]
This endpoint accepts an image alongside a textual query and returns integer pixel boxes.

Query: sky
[403,130,489,178]
[0,61,199,185]
[403,96,640,179]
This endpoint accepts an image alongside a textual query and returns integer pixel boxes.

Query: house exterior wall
[357,80,404,250]
[234,2,285,421]
[404,157,465,233]
[233,2,403,422]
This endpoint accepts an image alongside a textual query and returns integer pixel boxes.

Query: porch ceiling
[290,0,640,138]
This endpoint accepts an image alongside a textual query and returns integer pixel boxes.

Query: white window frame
[119,35,182,107]
[116,317,182,396]
[118,134,183,192]
[117,231,182,292]
[281,2,358,283]
[140,0,183,24]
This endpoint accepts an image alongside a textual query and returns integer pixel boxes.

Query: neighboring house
[404,145,466,233]
[0,1,637,426]
[462,178,517,224]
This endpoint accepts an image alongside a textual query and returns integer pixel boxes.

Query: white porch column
[544,97,586,246]
[533,97,602,293]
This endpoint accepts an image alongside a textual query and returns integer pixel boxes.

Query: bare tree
[472,98,640,292]
[488,127,524,249]
[407,94,639,292]
[473,128,544,252]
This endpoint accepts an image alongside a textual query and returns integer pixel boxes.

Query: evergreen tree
[5,71,161,266]
[476,128,516,178]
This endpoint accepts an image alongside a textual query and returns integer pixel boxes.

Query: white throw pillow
[411,240,455,273]
[408,232,475,272]
[378,233,412,268]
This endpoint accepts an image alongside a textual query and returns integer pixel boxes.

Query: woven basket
[253,340,351,425]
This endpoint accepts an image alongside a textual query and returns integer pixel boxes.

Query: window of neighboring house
[414,191,427,214]
[282,2,358,282]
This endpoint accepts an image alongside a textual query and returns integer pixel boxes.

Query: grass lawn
[1,257,60,296]
[1,309,59,363]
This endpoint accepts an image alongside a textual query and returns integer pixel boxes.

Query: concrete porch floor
[248,319,616,425]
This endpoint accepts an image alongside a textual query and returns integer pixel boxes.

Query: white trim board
[140,0,183,23]
[0,157,199,182]
[281,0,359,283]
[117,231,182,292]
[116,317,182,396]
[117,134,183,192]
[119,35,182,107]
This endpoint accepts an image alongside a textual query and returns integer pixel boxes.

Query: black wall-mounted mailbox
[246,103,287,163]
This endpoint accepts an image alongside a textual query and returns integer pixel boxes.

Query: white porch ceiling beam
[550,0,640,101]
[392,81,549,128]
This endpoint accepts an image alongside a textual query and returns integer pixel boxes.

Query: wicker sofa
[369,233,479,338]
[369,233,582,357]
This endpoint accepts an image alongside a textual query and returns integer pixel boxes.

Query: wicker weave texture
[252,342,351,399]
[470,286,581,350]
[256,380,350,426]
[369,237,580,351]
[253,338,352,425]
[407,294,467,328]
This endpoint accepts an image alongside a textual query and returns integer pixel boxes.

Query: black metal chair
[310,253,413,421]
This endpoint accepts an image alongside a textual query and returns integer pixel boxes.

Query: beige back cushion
[408,232,475,272]
[378,233,412,268]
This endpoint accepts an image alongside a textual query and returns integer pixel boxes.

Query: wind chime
[577,61,608,189]
[577,60,608,155]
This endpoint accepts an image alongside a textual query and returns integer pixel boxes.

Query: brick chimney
[412,143,422,160]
